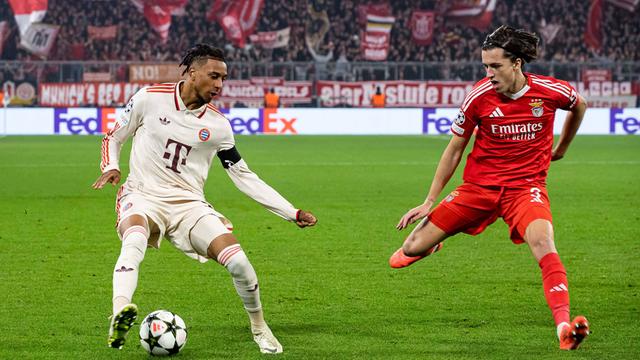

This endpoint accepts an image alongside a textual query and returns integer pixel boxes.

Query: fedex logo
[610,109,640,134]
[422,108,459,134]
[222,108,297,135]
[54,108,118,135]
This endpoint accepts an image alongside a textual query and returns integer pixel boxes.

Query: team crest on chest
[529,99,544,117]
[198,128,211,141]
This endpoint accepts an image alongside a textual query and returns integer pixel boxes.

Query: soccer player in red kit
[389,25,590,350]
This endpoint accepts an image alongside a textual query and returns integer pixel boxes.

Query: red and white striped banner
[446,0,496,31]
[8,0,47,36]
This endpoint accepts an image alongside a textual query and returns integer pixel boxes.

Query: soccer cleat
[253,326,283,354]
[107,303,138,349]
[559,316,590,350]
[389,243,443,268]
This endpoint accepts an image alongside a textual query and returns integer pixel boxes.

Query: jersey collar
[174,81,208,118]
[504,74,531,100]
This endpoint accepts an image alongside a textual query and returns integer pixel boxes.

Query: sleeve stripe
[531,80,571,99]
[100,122,120,171]
[461,80,492,108]
[100,136,109,171]
[529,75,572,94]
[207,104,225,117]
[462,82,492,112]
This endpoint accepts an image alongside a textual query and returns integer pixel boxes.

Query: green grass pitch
[0,135,638,359]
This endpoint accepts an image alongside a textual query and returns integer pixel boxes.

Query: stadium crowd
[0,0,638,64]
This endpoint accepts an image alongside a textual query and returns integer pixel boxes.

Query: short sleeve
[451,107,479,139]
[558,80,580,111]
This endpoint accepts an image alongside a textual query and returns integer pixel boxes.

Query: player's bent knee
[403,222,447,256]
[524,219,557,257]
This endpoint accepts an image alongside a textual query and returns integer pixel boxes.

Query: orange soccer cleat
[559,316,590,350]
[389,243,443,268]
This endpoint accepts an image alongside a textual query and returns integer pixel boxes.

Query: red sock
[538,252,570,326]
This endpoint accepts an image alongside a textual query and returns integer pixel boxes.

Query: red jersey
[451,73,579,186]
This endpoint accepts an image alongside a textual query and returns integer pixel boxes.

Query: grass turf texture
[0,135,638,359]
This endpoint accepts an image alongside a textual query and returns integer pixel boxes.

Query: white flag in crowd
[19,22,59,58]
[249,27,290,48]
[605,0,639,11]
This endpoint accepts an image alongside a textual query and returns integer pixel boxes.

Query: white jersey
[100,81,299,221]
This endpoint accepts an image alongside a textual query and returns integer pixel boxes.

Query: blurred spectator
[264,88,280,108]
[371,86,385,108]
[0,0,638,67]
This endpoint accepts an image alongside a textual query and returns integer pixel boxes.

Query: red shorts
[429,182,552,244]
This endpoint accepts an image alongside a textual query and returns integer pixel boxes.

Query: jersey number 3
[530,187,543,203]
[163,139,192,174]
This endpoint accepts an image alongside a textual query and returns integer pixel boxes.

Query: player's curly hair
[482,25,539,64]
[179,44,225,76]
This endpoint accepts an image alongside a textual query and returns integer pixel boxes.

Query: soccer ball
[139,310,188,356]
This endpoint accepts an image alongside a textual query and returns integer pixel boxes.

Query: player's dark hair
[179,44,225,76]
[482,25,539,65]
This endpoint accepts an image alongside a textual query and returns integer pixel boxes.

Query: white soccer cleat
[252,326,283,354]
[107,303,138,349]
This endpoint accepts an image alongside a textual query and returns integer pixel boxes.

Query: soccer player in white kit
[92,44,317,354]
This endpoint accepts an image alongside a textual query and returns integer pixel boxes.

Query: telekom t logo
[163,139,192,173]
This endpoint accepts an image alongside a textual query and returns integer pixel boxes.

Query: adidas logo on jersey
[489,107,504,118]
[549,283,568,293]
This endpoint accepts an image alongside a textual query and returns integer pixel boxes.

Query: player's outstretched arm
[296,210,317,228]
[92,169,121,189]
[552,94,587,161]
[218,146,312,224]
[397,135,470,230]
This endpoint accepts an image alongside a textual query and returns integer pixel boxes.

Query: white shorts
[115,186,233,263]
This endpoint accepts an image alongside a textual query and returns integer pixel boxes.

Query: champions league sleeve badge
[455,110,466,125]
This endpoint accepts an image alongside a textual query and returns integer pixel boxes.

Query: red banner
[207,0,264,48]
[87,25,118,40]
[39,83,148,107]
[130,0,188,43]
[585,0,603,50]
[215,79,312,108]
[581,69,612,84]
[446,0,496,31]
[249,27,290,48]
[8,0,47,35]
[410,10,435,45]
[317,81,475,107]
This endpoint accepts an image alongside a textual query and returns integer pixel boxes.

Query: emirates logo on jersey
[198,128,211,141]
[529,99,544,117]
[490,122,543,141]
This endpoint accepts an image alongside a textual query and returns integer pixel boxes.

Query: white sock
[218,245,266,330]
[557,322,570,339]
[112,225,147,315]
